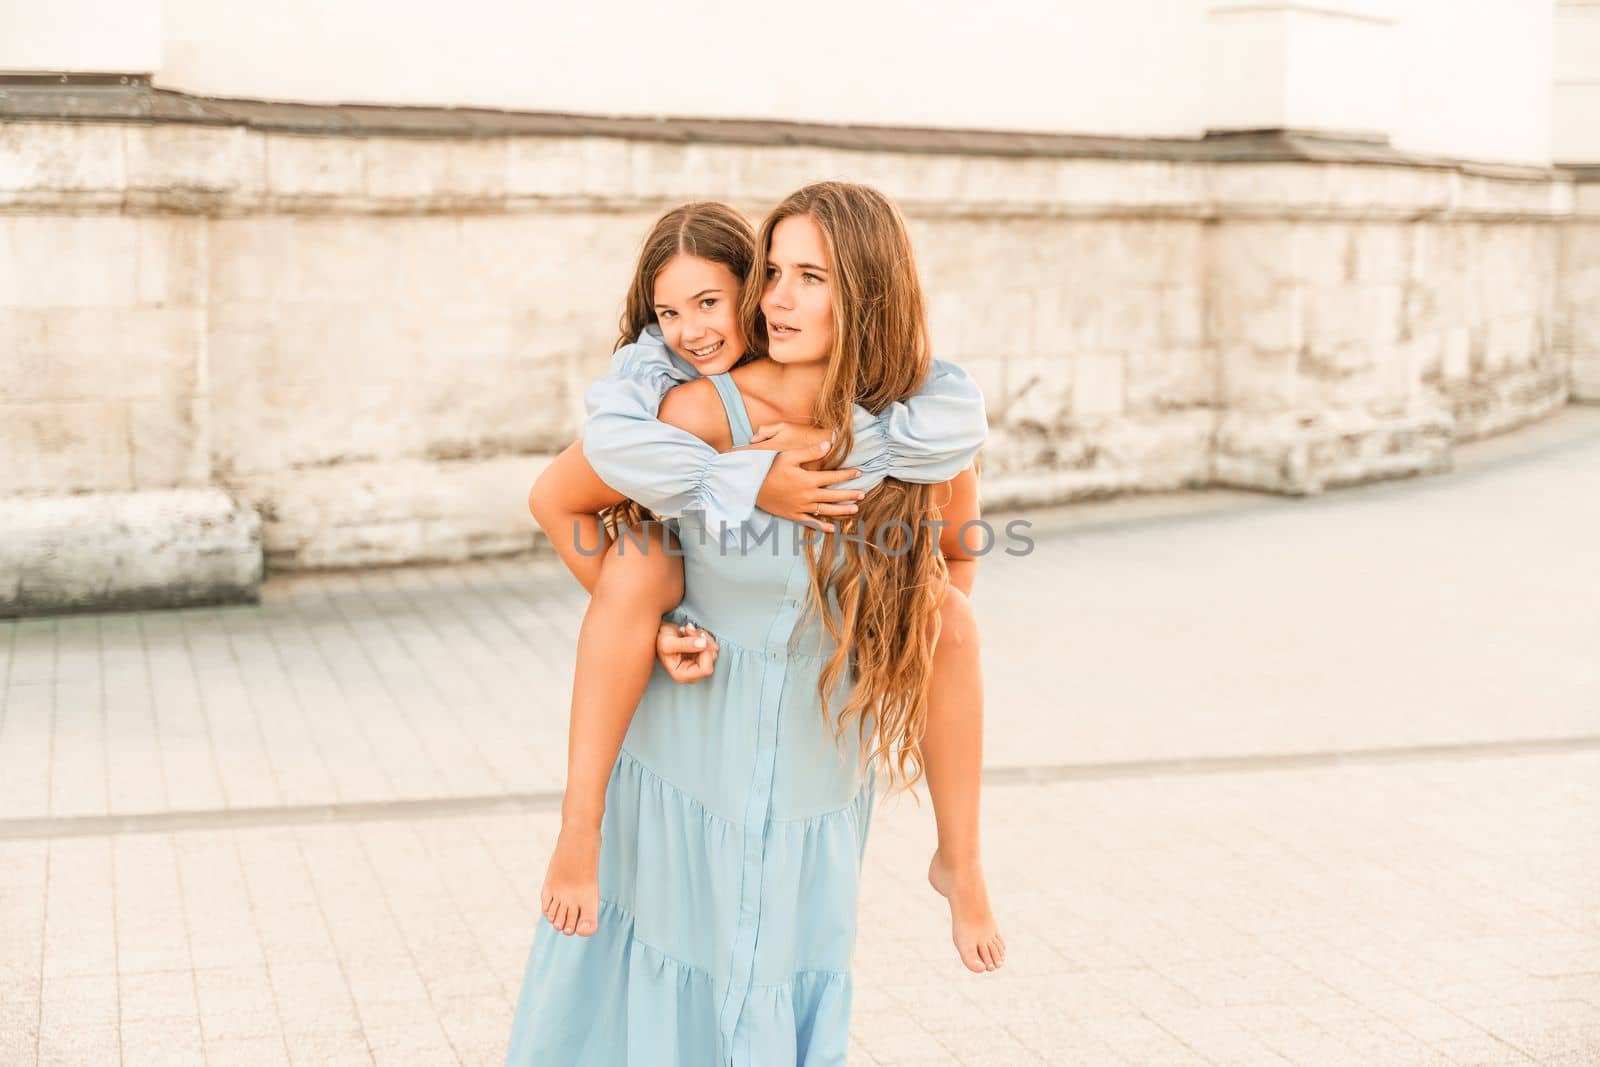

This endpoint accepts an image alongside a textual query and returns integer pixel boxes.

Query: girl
[527,201,1004,978]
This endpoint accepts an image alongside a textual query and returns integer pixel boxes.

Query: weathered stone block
[927,286,1035,362]
[506,136,630,201]
[1213,407,1454,496]
[135,217,206,306]
[0,490,261,617]
[1125,345,1216,413]
[1384,338,1435,407]
[1160,286,1206,347]
[0,400,132,493]
[1572,353,1600,402]
[0,123,125,194]
[0,310,49,399]
[1098,286,1165,351]
[980,411,1214,509]
[263,132,365,199]
[1073,353,1127,418]
[1288,224,1356,286]
[1441,327,1472,381]
[363,137,509,201]
[1301,284,1368,349]
[124,125,266,202]
[1353,225,1410,284]
[2,307,200,403]
[957,357,1007,423]
[0,216,141,307]
[1002,355,1074,430]
[129,396,209,489]
[1445,367,1570,441]
[1219,347,1296,411]
[245,456,546,569]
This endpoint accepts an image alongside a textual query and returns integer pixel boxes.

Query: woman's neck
[740,357,828,423]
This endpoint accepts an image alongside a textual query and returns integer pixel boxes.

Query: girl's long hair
[604,202,758,535]
[740,181,948,796]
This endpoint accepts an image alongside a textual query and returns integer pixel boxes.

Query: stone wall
[0,94,1589,604]
[1562,179,1600,402]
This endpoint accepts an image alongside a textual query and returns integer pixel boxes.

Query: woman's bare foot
[540,825,601,937]
[928,849,1006,973]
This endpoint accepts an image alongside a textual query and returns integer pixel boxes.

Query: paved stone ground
[2,406,1598,1065]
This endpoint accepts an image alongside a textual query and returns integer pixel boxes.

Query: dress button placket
[715,551,812,1062]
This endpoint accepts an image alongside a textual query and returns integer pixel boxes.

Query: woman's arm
[934,465,982,597]
[529,442,627,594]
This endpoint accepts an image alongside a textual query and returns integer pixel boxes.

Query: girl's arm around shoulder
[583,376,765,528]
[583,338,694,421]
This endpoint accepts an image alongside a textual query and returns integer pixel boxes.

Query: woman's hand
[747,422,865,533]
[656,621,719,684]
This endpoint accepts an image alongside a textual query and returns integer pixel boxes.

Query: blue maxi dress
[506,348,985,1066]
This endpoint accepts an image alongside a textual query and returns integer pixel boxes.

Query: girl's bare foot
[540,825,601,937]
[928,849,1006,973]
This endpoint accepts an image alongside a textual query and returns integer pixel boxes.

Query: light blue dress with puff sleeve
[507,374,871,1066]
[581,324,987,528]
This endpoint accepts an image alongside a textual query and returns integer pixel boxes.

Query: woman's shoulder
[726,359,787,424]
[728,357,776,389]
[658,377,732,449]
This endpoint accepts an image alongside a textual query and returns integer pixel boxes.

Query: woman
[506,182,991,1065]
[526,204,998,973]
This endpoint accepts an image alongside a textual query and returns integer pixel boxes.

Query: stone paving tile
[1,413,1597,1064]
[2,416,1596,824]
[138,613,225,813]
[121,1016,208,1067]
[0,668,52,819]
[4,748,1595,1065]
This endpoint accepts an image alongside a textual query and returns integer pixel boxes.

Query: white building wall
[1390,0,1554,167]
[1204,3,1398,139]
[4,0,1581,167]
[154,0,1213,138]
[0,0,162,73]
[1555,0,1600,163]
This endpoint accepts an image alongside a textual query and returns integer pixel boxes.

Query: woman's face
[760,214,834,365]
[652,254,746,373]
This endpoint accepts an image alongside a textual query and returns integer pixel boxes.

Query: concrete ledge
[0,76,1560,181]
[980,411,1216,510]
[0,489,262,617]
[1572,354,1600,403]
[1212,408,1455,495]
[240,455,546,570]
[1446,367,1572,440]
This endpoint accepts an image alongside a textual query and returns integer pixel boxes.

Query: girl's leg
[923,585,1007,972]
[541,522,682,937]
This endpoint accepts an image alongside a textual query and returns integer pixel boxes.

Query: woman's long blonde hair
[741,182,948,796]
[603,202,758,535]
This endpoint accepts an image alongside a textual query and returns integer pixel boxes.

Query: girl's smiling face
[760,214,834,365]
[652,254,746,373]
